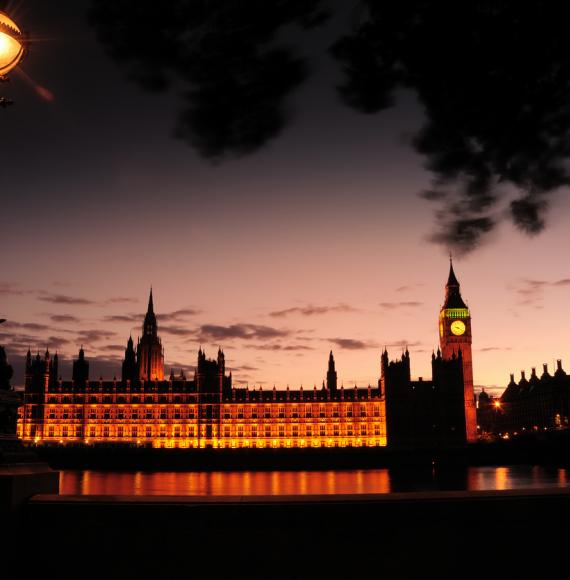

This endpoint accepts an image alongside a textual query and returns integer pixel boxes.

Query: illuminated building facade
[16,263,475,449]
[17,291,387,448]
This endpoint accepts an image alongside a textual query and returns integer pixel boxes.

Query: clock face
[450,320,466,336]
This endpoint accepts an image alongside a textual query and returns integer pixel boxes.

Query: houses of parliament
[16,262,477,449]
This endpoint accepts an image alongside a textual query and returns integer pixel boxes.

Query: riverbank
[31,430,570,471]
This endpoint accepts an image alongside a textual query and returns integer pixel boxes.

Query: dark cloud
[478,347,512,353]
[89,0,328,160]
[269,303,357,318]
[2,321,50,332]
[232,364,259,372]
[395,284,425,293]
[50,315,80,323]
[38,292,96,306]
[379,301,423,310]
[510,277,570,308]
[327,338,378,350]
[102,314,140,323]
[45,336,72,349]
[96,344,126,352]
[104,297,139,305]
[245,344,314,351]
[332,2,570,253]
[161,325,195,337]
[75,329,117,344]
[384,340,422,349]
[199,324,290,341]
[0,282,26,296]
[159,309,201,322]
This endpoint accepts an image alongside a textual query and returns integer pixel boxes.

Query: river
[59,465,570,495]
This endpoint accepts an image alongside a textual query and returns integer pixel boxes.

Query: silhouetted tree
[89,0,328,160]
[90,1,570,253]
[331,2,570,253]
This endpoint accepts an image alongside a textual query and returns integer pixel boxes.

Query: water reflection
[59,466,570,496]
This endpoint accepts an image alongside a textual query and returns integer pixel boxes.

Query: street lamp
[0,11,26,107]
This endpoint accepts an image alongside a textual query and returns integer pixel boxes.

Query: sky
[1,1,570,395]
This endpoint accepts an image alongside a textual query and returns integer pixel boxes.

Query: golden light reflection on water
[58,467,570,496]
[60,469,393,496]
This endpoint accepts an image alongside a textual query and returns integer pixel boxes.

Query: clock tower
[439,259,477,442]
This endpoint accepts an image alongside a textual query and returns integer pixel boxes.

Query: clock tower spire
[439,258,477,442]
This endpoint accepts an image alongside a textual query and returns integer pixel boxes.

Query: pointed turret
[143,287,157,337]
[443,257,468,309]
[122,333,138,383]
[137,288,164,380]
[326,350,337,391]
[72,346,89,385]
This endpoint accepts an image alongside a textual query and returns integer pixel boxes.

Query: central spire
[447,256,460,288]
[443,258,467,309]
[147,286,154,314]
[143,287,157,336]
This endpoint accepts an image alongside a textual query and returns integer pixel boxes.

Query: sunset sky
[2,0,570,395]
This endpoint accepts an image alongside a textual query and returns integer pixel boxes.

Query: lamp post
[0,11,26,107]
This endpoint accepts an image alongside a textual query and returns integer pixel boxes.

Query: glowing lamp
[0,12,24,76]
[493,401,501,409]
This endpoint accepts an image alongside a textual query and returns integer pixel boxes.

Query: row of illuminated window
[42,404,383,420]
[42,423,385,439]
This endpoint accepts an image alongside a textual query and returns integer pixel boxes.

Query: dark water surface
[59,466,570,495]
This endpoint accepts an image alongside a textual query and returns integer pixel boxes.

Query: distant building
[494,362,570,433]
[16,262,476,449]
[476,389,502,435]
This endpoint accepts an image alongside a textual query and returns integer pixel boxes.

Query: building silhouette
[17,263,475,449]
[479,361,570,435]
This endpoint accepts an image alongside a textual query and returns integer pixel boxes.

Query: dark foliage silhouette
[89,0,328,160]
[89,1,570,253]
[332,2,570,253]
